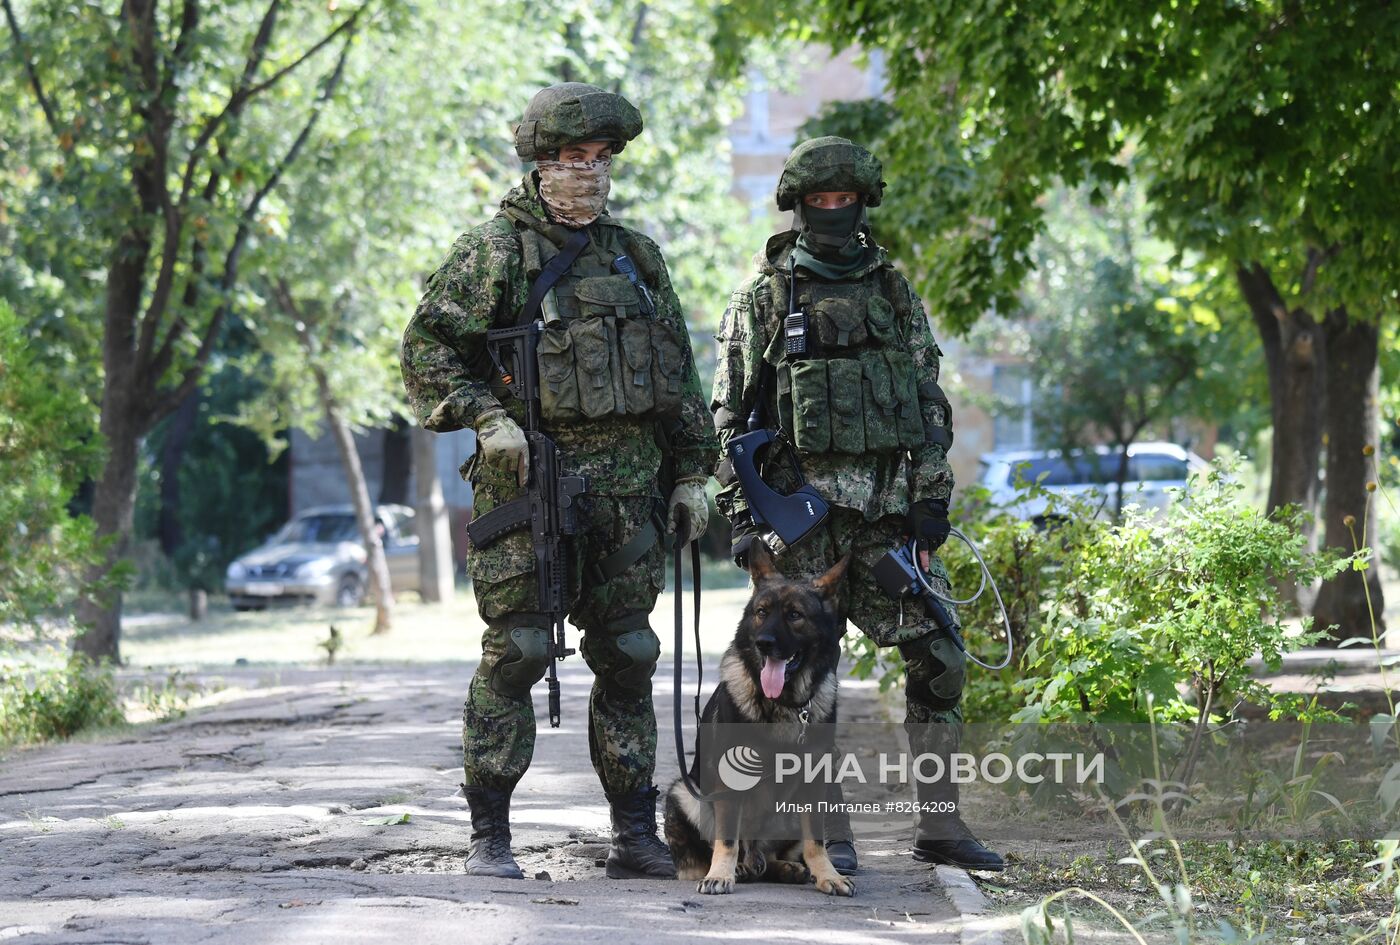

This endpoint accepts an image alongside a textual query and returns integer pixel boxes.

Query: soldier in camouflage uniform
[711,137,1004,872]
[401,83,717,880]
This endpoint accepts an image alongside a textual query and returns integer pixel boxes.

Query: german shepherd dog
[664,542,855,896]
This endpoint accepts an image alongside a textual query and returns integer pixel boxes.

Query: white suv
[977,442,1209,522]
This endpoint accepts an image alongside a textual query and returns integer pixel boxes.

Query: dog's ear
[748,539,781,584]
[811,553,851,602]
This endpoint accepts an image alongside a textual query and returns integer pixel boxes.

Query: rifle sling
[519,227,590,325]
[587,499,666,585]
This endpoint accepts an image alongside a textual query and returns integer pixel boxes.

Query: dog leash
[673,535,731,803]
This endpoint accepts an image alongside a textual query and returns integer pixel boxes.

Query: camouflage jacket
[401,176,716,495]
[712,231,954,523]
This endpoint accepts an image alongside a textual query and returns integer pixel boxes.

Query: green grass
[994,839,1389,943]
[0,655,125,746]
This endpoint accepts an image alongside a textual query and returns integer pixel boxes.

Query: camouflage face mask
[536,157,612,228]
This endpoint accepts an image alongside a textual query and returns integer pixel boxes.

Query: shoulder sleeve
[900,276,956,503]
[712,275,772,523]
[400,226,522,432]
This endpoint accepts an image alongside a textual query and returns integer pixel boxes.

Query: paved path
[0,661,974,944]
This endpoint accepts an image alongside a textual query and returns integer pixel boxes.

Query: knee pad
[898,631,967,711]
[488,625,551,698]
[599,626,661,697]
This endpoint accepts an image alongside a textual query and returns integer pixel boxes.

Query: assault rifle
[466,322,587,727]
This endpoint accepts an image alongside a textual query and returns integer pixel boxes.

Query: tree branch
[3,0,62,138]
[175,3,364,213]
[158,0,200,104]
[612,3,648,94]
[143,158,223,394]
[146,29,357,419]
[241,5,362,101]
[1237,261,1291,326]
[1298,242,1340,297]
[145,0,351,373]
[127,0,188,373]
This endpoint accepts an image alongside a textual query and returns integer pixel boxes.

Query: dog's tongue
[760,656,787,700]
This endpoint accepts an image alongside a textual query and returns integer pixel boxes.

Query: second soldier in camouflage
[712,136,1004,873]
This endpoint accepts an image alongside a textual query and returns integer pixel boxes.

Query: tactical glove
[907,498,951,550]
[729,513,760,569]
[475,408,529,488]
[667,477,710,546]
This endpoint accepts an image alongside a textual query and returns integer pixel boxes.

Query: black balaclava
[791,198,877,280]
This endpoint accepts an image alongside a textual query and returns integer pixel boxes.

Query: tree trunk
[1235,263,1326,612]
[188,588,208,621]
[157,389,199,556]
[1313,308,1386,643]
[412,426,455,603]
[379,416,412,506]
[73,401,143,662]
[317,378,395,634]
[73,241,153,663]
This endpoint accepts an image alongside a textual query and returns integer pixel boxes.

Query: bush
[1016,465,1348,725]
[0,299,107,629]
[0,656,126,745]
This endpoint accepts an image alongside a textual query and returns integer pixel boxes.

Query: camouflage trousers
[774,507,966,753]
[464,481,666,795]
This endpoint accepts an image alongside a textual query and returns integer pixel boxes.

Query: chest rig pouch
[777,267,926,457]
[525,229,687,424]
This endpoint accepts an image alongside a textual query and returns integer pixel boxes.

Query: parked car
[978,442,1209,522]
[225,504,420,610]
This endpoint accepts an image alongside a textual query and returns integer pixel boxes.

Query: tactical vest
[517,224,687,424]
[772,266,926,457]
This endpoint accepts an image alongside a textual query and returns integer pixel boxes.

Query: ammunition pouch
[535,274,686,423]
[779,349,923,456]
[920,380,954,450]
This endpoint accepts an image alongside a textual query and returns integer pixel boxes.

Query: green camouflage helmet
[775,135,885,210]
[513,83,644,159]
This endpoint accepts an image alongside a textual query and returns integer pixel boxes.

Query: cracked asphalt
[0,661,968,944]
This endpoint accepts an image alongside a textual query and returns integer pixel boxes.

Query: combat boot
[463,785,525,879]
[910,779,1004,872]
[604,785,677,879]
[823,781,858,875]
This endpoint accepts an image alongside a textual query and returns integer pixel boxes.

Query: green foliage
[1367,839,1400,945]
[0,299,109,626]
[1017,837,1382,942]
[718,0,1400,327]
[1019,184,1262,472]
[0,655,125,745]
[1017,465,1348,725]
